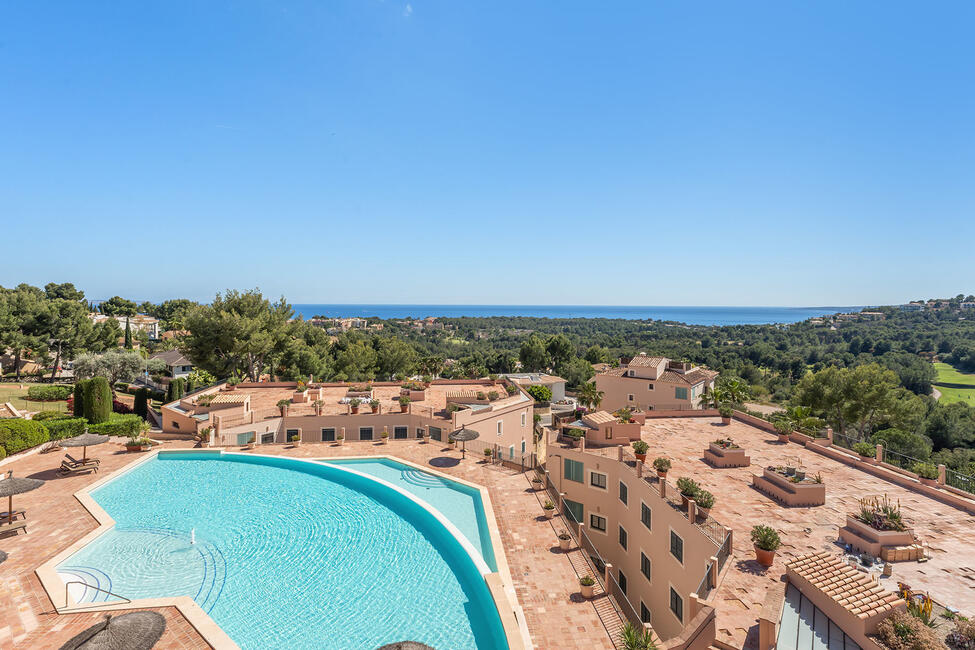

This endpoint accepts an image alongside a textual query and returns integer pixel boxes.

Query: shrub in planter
[676,477,700,498]
[276,399,290,416]
[853,442,876,458]
[543,499,556,518]
[0,419,50,455]
[751,524,781,567]
[349,398,361,413]
[484,448,493,458]
[876,611,941,650]
[579,574,596,598]
[558,532,572,551]
[505,384,518,395]
[27,385,73,401]
[45,417,88,440]
[653,457,671,475]
[695,490,715,511]
[632,440,649,461]
[369,399,380,413]
[487,390,500,401]
[399,396,410,412]
[566,429,585,446]
[718,404,734,420]
[912,462,938,481]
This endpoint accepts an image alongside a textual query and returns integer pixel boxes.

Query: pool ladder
[64,580,131,609]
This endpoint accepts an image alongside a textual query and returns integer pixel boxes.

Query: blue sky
[1,1,973,305]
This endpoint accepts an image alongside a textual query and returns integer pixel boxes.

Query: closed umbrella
[448,427,480,460]
[0,474,44,524]
[58,612,166,650]
[59,431,110,461]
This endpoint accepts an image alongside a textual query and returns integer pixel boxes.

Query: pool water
[57,452,508,650]
[322,458,497,571]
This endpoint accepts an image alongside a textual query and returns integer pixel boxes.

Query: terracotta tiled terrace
[633,416,975,649]
[0,439,615,649]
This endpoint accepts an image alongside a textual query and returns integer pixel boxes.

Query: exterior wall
[546,447,718,641]
[453,399,534,460]
[585,421,642,447]
[549,381,567,402]
[595,374,708,412]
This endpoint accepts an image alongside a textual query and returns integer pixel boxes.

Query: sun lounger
[64,453,100,466]
[58,461,98,476]
[0,519,27,536]
[0,510,26,521]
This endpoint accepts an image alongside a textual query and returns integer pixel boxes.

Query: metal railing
[946,468,975,495]
[881,446,923,471]
[694,564,714,601]
[716,531,732,572]
[64,581,131,608]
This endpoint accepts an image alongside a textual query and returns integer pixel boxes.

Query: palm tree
[618,621,657,650]
[578,381,604,411]
[699,385,727,409]
[720,378,751,405]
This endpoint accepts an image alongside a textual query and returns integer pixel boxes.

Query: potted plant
[483,448,494,462]
[719,404,734,424]
[543,499,556,519]
[380,429,389,444]
[695,490,715,520]
[370,398,380,413]
[125,434,147,452]
[398,395,410,412]
[289,431,301,447]
[350,398,361,414]
[531,476,543,491]
[505,384,518,395]
[632,440,649,462]
[276,399,290,417]
[653,457,671,478]
[566,429,584,448]
[558,532,572,551]
[579,575,595,599]
[336,432,345,446]
[199,426,212,445]
[241,433,255,450]
[226,376,240,391]
[313,399,325,416]
[751,524,781,567]
[853,442,875,462]
[774,419,792,443]
[488,390,500,401]
[912,462,938,487]
[676,477,700,508]
[417,429,426,443]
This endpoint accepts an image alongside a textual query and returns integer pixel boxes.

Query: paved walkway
[639,417,975,649]
[0,439,616,649]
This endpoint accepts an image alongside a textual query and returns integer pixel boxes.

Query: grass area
[0,383,69,414]
[933,362,975,406]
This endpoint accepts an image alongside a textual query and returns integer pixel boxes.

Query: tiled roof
[583,410,615,426]
[786,552,904,620]
[150,349,192,366]
[208,393,248,405]
[627,355,667,368]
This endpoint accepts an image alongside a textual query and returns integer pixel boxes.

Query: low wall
[731,410,777,433]
[644,409,718,419]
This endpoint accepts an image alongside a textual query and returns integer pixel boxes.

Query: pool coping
[34,448,529,650]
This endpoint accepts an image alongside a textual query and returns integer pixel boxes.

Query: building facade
[593,354,718,412]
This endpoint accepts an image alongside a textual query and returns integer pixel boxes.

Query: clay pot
[755,546,776,567]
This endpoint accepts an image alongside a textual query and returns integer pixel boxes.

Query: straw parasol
[376,643,436,650]
[0,550,8,564]
[58,612,166,650]
[59,430,110,461]
[448,427,479,460]
[0,474,44,524]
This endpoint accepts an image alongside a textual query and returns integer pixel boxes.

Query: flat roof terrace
[634,416,975,649]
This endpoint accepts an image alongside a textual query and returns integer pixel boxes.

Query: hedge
[134,388,150,419]
[26,385,73,401]
[79,377,112,424]
[0,419,50,455]
[0,446,5,460]
[32,411,68,422]
[45,417,88,440]
[89,414,143,437]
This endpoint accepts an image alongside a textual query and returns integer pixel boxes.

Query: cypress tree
[82,376,112,424]
[134,387,149,420]
[73,381,85,417]
[124,318,133,349]
[173,378,186,400]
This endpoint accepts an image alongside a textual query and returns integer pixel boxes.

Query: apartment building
[89,313,161,339]
[593,353,718,412]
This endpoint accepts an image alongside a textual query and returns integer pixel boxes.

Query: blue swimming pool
[57,452,509,650]
[322,458,497,571]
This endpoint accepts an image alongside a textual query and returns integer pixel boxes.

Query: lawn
[933,362,975,406]
[0,384,69,415]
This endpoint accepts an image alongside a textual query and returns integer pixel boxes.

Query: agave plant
[618,622,657,650]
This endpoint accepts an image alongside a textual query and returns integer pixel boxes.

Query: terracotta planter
[559,537,572,551]
[351,407,359,414]
[291,439,301,447]
[696,507,711,521]
[126,444,143,453]
[337,438,344,446]
[657,470,667,479]
[721,416,732,425]
[532,481,544,491]
[544,508,556,519]
[755,545,776,567]
[777,434,789,443]
[580,583,595,599]
[635,453,647,462]
[400,404,409,413]
[371,406,379,413]
[919,477,937,487]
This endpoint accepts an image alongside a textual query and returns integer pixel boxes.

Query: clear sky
[1,1,973,306]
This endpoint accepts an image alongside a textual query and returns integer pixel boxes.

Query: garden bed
[704,439,750,468]
[752,466,825,506]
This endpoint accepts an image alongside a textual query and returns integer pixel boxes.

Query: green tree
[562,356,595,388]
[584,345,609,364]
[578,381,604,410]
[546,334,574,372]
[333,340,377,381]
[376,337,417,380]
[869,427,932,462]
[79,377,112,424]
[519,334,550,372]
[923,402,975,450]
[99,296,138,317]
[44,282,85,302]
[134,387,150,419]
[38,297,92,381]
[123,317,133,349]
[0,284,48,381]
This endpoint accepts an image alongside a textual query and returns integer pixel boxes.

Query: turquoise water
[323,458,497,571]
[57,452,508,650]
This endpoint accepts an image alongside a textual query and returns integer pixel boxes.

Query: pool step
[399,469,446,489]
[58,566,116,603]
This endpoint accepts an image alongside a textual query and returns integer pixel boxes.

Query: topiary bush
[27,385,73,401]
[73,382,84,417]
[134,388,150,419]
[45,417,88,440]
[0,419,50,455]
[78,377,112,424]
[88,414,143,437]
[526,385,553,403]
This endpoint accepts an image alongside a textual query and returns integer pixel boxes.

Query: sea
[291,305,859,327]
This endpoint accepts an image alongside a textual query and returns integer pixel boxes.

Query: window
[619,481,628,505]
[627,394,635,402]
[521,440,526,454]
[670,531,684,563]
[605,426,613,440]
[508,445,514,459]
[521,413,526,427]
[564,499,584,524]
[590,514,606,532]
[261,432,274,444]
[590,472,607,489]
[641,503,652,530]
[618,525,628,550]
[286,429,300,442]
[393,426,408,439]
[497,420,503,436]
[675,387,689,400]
[172,421,179,429]
[618,570,627,596]
[648,383,654,390]
[641,553,651,581]
[627,370,635,377]
[321,428,336,442]
[235,432,251,445]
[565,458,584,483]
[670,588,683,622]
[359,426,374,441]
[429,426,442,441]
[416,428,424,437]
[640,601,652,624]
